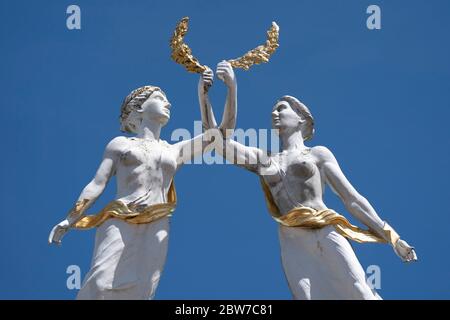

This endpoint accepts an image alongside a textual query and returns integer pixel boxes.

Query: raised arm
[216,61,237,137]
[172,68,220,166]
[313,146,417,262]
[48,136,122,245]
[213,61,270,173]
[198,67,218,131]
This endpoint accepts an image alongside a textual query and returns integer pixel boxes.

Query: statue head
[271,95,314,141]
[120,86,171,133]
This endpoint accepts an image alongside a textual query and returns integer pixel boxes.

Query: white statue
[48,70,214,299]
[203,61,417,300]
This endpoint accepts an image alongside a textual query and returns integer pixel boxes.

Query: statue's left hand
[48,219,70,245]
[216,61,236,88]
[394,239,418,262]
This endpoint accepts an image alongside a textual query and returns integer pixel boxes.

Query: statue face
[140,91,171,125]
[271,100,302,132]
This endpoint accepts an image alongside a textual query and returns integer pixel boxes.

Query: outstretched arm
[313,146,417,262]
[48,136,122,245]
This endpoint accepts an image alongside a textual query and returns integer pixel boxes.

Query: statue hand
[48,219,70,245]
[216,60,236,88]
[199,66,213,92]
[393,239,418,262]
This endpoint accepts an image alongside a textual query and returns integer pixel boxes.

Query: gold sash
[73,180,177,230]
[259,177,399,245]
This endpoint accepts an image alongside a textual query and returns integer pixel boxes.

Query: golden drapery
[73,180,177,229]
[259,177,399,245]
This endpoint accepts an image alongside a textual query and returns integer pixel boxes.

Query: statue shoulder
[105,136,130,154]
[310,145,336,165]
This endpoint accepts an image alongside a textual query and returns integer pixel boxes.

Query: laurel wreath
[170,17,280,73]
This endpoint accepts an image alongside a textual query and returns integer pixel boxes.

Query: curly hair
[119,86,166,133]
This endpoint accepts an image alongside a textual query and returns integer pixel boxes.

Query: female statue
[49,70,214,299]
[203,61,417,299]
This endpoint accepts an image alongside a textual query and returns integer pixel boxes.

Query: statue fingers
[203,74,213,82]
[204,68,213,76]
[216,69,225,81]
[217,60,231,68]
[48,226,56,244]
[408,248,418,261]
[54,228,66,245]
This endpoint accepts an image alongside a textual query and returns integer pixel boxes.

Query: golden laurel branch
[170,17,207,73]
[228,21,279,70]
[169,17,280,73]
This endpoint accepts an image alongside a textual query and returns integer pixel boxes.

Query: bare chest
[118,139,177,175]
[263,151,319,188]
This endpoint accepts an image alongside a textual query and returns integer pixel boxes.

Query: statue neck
[280,129,305,152]
[136,119,162,141]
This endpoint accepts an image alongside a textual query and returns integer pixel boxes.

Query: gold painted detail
[67,199,90,222]
[170,17,206,73]
[73,180,177,229]
[228,22,280,70]
[170,17,280,73]
[259,177,399,245]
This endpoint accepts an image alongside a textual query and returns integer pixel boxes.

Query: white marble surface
[205,61,417,300]
[49,74,214,299]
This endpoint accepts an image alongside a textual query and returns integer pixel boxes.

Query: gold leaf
[169,17,207,73]
[228,22,280,71]
[170,18,280,74]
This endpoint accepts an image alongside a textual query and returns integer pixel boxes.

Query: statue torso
[115,137,177,206]
[261,148,327,215]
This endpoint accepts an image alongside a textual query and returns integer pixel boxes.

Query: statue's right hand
[48,219,70,245]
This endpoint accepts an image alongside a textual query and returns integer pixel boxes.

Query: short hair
[119,86,166,133]
[278,95,315,141]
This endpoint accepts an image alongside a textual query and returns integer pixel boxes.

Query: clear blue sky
[1,0,449,299]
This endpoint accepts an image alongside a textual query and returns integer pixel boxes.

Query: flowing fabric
[259,177,399,245]
[76,180,176,300]
[259,177,390,299]
[74,180,177,229]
